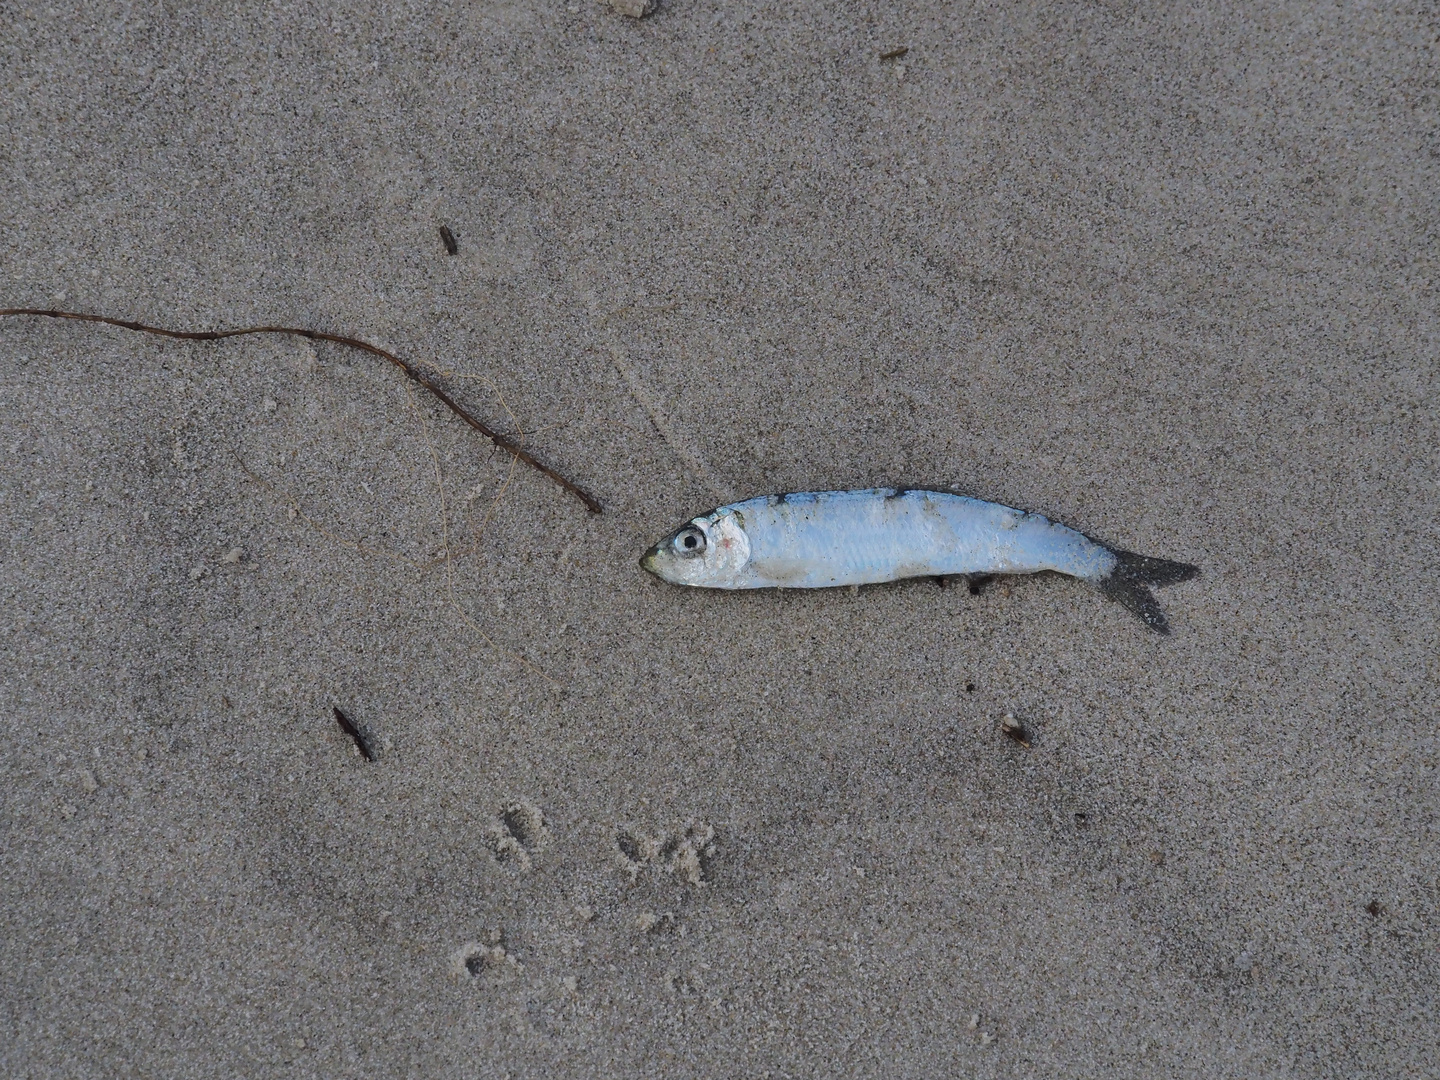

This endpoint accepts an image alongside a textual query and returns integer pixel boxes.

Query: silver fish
[640,488,1198,633]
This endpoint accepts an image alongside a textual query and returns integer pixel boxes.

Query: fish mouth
[639,544,663,577]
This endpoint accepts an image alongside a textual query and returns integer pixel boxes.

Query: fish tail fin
[1095,549,1200,634]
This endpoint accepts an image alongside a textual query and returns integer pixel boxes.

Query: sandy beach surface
[2,2,1435,1076]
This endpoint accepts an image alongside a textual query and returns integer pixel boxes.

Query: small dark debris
[1366,899,1385,918]
[1001,714,1030,748]
[1074,812,1088,827]
[880,46,909,60]
[438,225,458,255]
[333,705,375,761]
[965,683,976,693]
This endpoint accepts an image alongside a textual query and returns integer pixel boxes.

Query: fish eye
[673,528,706,556]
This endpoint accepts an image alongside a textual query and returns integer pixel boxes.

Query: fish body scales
[641,487,1198,633]
[724,489,1115,588]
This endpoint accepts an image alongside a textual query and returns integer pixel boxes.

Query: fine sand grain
[2,2,1435,1077]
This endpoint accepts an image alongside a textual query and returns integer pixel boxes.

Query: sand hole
[450,941,520,980]
[615,821,716,886]
[501,801,549,848]
[484,800,548,871]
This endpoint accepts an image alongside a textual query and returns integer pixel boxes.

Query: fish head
[640,507,752,587]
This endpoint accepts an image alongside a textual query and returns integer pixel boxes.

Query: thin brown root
[475,452,520,553]
[403,382,563,692]
[606,344,730,503]
[0,307,601,514]
[230,449,428,571]
[471,377,525,547]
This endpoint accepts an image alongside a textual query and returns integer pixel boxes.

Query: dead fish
[640,488,1198,633]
